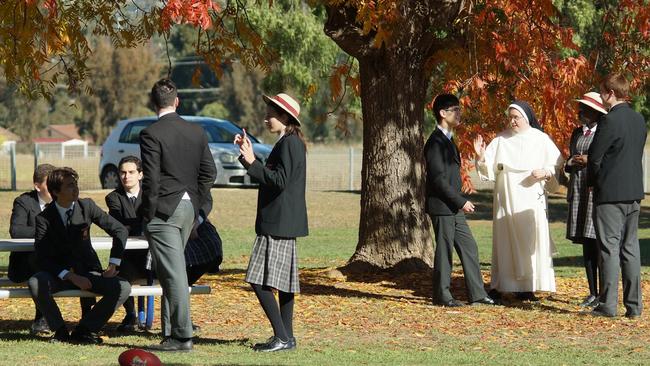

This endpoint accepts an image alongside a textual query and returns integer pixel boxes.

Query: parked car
[99,116,273,189]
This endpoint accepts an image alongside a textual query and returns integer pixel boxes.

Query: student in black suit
[235,92,308,352]
[424,94,494,307]
[9,163,55,334]
[27,167,131,344]
[105,156,150,331]
[587,73,646,318]
[140,79,217,351]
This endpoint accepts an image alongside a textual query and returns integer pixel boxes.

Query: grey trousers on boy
[145,200,194,339]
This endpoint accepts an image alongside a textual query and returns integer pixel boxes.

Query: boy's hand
[102,263,119,278]
[66,273,92,290]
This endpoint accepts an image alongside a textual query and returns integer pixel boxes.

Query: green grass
[0,189,649,365]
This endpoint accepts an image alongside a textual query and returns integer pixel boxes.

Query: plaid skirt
[245,235,300,293]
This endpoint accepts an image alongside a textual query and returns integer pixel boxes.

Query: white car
[99,116,273,189]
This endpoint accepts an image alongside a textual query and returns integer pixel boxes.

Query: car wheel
[101,165,119,189]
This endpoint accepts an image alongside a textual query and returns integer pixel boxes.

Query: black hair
[150,78,177,110]
[118,155,142,172]
[432,94,460,122]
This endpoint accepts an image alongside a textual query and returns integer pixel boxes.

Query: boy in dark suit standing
[587,74,646,318]
[28,167,131,344]
[424,94,494,307]
[105,156,150,331]
[140,79,217,351]
[9,163,55,334]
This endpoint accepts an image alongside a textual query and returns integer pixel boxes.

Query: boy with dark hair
[28,167,131,344]
[106,156,150,331]
[9,163,55,334]
[424,94,494,307]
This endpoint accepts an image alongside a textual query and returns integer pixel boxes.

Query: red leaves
[161,0,221,31]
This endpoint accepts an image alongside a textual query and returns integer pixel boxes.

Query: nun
[473,101,563,301]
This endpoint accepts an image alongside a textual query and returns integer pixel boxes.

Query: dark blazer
[34,198,128,277]
[424,128,467,216]
[243,133,308,238]
[105,187,143,236]
[10,190,42,238]
[139,112,217,221]
[587,103,646,204]
[564,126,583,201]
[8,190,43,282]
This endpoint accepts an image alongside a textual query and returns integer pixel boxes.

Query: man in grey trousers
[587,73,646,318]
[140,79,217,351]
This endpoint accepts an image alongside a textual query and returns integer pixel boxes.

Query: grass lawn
[0,188,649,365]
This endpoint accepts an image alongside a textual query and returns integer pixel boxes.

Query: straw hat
[576,92,608,114]
[263,93,301,126]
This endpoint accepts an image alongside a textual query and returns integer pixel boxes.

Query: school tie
[584,129,592,136]
[65,209,73,228]
[129,196,137,208]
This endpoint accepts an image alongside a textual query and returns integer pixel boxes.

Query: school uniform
[241,133,308,293]
[28,198,131,334]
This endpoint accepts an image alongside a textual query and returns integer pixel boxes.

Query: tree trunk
[324,1,464,273]
[345,52,433,272]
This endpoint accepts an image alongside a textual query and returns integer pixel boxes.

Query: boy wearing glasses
[424,94,494,307]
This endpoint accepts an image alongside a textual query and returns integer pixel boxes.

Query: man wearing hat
[587,73,646,318]
[140,78,217,351]
[565,92,607,308]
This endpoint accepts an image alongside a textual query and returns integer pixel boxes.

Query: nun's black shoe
[515,292,539,301]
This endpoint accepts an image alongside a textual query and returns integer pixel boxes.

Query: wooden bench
[0,237,211,329]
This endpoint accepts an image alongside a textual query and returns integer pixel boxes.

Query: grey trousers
[595,202,642,316]
[430,212,488,303]
[28,271,131,332]
[145,200,194,339]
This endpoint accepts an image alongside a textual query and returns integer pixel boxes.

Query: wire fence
[0,143,648,193]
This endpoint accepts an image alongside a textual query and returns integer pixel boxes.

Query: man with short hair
[140,78,217,351]
[587,73,646,318]
[28,167,131,344]
[9,163,55,334]
[424,94,494,307]
[106,155,150,331]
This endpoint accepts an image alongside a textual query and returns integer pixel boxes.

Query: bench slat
[0,285,211,299]
[0,237,149,252]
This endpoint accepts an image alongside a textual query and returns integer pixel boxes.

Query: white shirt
[37,195,47,212]
[437,126,453,141]
[582,124,597,135]
[54,201,121,279]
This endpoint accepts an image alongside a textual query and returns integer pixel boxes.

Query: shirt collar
[582,124,597,133]
[37,195,47,211]
[55,201,75,225]
[437,126,453,140]
[158,110,175,118]
[126,191,138,199]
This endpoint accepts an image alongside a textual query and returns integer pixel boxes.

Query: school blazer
[424,128,467,216]
[139,112,217,221]
[10,190,41,238]
[244,134,308,238]
[105,187,144,236]
[587,103,646,204]
[34,198,128,277]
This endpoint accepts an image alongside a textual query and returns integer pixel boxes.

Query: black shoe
[515,292,539,301]
[590,306,616,318]
[192,323,201,334]
[288,337,297,349]
[579,295,598,308]
[254,336,294,352]
[253,336,275,350]
[151,337,193,352]
[433,298,464,307]
[116,314,137,332]
[70,327,102,345]
[30,317,51,335]
[624,311,641,319]
[49,326,70,343]
[470,296,497,306]
[488,289,502,300]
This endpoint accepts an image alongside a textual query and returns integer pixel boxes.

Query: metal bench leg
[145,271,155,330]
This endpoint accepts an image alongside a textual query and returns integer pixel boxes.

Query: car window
[119,120,153,144]
[213,121,261,143]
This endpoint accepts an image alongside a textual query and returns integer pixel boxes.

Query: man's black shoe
[590,306,616,318]
[624,311,641,319]
[254,336,294,352]
[116,314,137,332]
[30,317,51,335]
[49,326,70,343]
[470,296,497,306]
[70,327,102,345]
[433,299,464,307]
[151,337,193,352]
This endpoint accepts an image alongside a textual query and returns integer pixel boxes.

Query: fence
[1,143,650,193]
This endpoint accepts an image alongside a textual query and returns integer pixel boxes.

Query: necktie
[65,209,73,228]
[130,196,137,208]
[584,129,592,136]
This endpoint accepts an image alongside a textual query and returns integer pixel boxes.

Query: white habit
[477,127,563,293]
